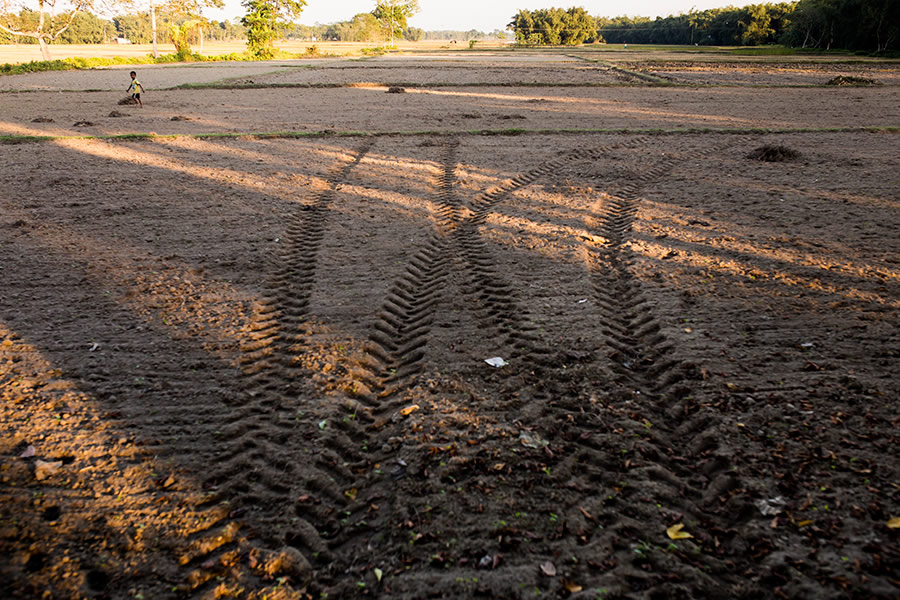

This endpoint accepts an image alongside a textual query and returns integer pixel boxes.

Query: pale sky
[204,1,739,32]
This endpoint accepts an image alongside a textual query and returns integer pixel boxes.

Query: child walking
[127,71,145,107]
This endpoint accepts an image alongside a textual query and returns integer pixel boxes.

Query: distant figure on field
[127,71,145,108]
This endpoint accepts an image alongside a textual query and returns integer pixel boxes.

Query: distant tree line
[0,10,246,44]
[0,9,115,44]
[420,29,507,41]
[0,9,504,46]
[6,0,893,52]
[511,1,898,52]
[595,4,796,46]
[281,21,505,42]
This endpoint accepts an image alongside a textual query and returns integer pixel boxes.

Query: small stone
[35,460,63,481]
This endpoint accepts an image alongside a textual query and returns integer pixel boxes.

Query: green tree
[561,7,597,44]
[242,0,306,58]
[405,25,423,41]
[55,11,115,43]
[372,0,419,46]
[114,13,152,43]
[159,0,223,53]
[510,9,536,44]
[169,17,201,58]
[785,0,898,50]
[510,7,598,46]
[739,4,775,45]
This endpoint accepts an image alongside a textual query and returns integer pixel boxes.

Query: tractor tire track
[320,143,604,591]
[452,150,599,376]
[308,142,464,585]
[550,137,758,597]
[183,140,375,592]
[322,144,640,595]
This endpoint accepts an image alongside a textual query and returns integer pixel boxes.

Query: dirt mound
[387,86,406,93]
[30,117,54,123]
[117,96,138,105]
[826,75,879,86]
[747,144,801,162]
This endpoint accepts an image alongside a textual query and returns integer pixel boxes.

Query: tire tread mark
[187,140,374,585]
[560,137,757,597]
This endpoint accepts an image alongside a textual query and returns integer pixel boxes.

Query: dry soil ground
[1,50,898,600]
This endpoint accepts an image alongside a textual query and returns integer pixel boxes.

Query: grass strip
[2,126,897,145]
[0,50,331,77]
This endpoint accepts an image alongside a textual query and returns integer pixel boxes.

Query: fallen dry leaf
[400,405,420,416]
[344,488,358,500]
[19,445,36,458]
[562,581,583,593]
[539,561,556,577]
[887,517,900,529]
[666,523,693,540]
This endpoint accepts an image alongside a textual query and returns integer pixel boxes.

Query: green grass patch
[729,46,799,56]
[0,48,331,77]
[359,47,389,57]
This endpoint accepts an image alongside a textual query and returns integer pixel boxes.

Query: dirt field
[1,51,898,600]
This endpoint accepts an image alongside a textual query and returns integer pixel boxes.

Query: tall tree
[561,7,597,44]
[242,0,305,58]
[372,0,418,46]
[152,0,223,57]
[740,4,776,45]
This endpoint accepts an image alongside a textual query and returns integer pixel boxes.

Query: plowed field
[1,51,898,600]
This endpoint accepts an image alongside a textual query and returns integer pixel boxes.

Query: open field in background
[1,50,898,600]
[0,40,513,65]
[4,40,899,67]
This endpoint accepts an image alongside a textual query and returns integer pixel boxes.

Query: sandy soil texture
[1,55,898,139]
[1,52,899,600]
